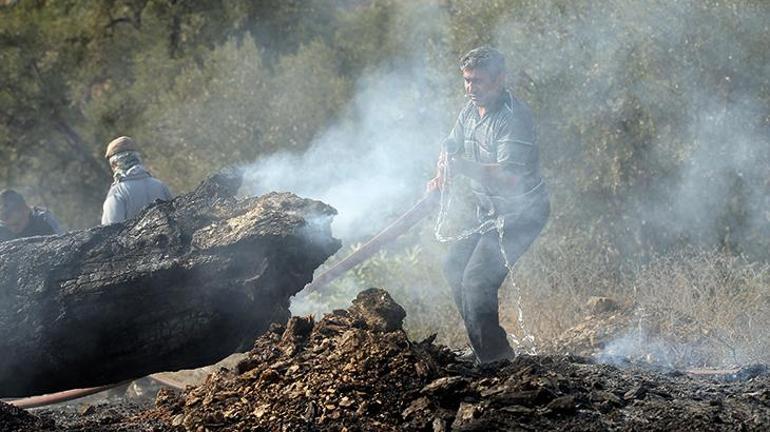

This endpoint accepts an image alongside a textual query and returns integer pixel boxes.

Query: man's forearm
[450,157,517,186]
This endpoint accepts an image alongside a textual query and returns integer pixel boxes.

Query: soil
[4,289,769,431]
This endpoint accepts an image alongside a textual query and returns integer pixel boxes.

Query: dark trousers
[443,198,549,363]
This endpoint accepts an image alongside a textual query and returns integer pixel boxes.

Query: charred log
[0,171,340,397]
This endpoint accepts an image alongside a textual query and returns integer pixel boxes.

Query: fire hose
[7,383,130,410]
[8,374,187,409]
[304,190,439,292]
[8,192,439,409]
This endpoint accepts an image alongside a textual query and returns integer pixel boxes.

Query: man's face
[463,67,504,108]
[0,205,31,234]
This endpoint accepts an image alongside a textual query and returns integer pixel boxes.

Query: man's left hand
[448,156,471,175]
[448,157,518,187]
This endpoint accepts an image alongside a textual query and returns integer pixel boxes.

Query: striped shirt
[444,90,546,219]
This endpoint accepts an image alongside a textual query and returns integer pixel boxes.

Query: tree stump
[0,171,341,397]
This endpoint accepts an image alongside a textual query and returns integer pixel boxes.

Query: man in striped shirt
[428,47,550,364]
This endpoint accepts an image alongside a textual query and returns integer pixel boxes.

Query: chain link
[433,159,537,354]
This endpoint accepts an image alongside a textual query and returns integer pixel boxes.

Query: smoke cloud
[234,0,770,361]
[491,0,770,366]
[240,66,446,241]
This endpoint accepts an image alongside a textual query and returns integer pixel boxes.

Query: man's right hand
[426,175,443,192]
[426,152,448,192]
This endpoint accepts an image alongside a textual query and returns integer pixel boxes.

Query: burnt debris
[144,289,770,432]
[5,288,770,431]
[0,171,341,397]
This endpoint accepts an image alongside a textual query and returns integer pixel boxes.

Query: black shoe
[477,347,515,366]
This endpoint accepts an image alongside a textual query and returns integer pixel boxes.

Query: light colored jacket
[101,165,173,225]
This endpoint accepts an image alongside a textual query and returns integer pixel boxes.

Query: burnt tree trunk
[0,171,340,397]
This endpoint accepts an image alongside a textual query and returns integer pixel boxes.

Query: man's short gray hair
[459,46,506,77]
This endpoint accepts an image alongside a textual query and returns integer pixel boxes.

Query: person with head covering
[101,136,173,225]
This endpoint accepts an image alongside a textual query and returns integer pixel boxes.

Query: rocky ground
[3,288,769,431]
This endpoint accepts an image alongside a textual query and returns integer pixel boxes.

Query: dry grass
[502,243,770,366]
[629,250,770,365]
[500,236,630,346]
[299,230,770,366]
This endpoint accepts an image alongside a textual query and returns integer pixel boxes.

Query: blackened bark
[0,171,340,397]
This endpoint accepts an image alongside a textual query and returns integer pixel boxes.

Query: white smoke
[240,66,449,241]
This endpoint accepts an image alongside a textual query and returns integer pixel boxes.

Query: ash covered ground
[4,289,769,432]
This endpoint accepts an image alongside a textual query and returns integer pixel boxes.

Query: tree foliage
[1,0,769,262]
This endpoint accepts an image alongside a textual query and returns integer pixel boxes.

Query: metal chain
[497,217,537,355]
[433,157,537,354]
